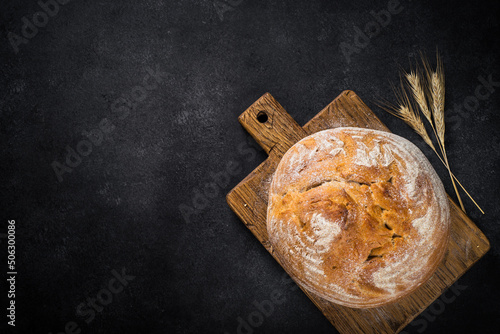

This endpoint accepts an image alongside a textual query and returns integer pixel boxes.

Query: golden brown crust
[267,127,450,308]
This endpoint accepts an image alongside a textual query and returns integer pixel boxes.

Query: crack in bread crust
[267,128,450,308]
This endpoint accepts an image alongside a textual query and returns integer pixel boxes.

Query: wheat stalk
[405,56,465,211]
[379,55,484,214]
[428,54,466,212]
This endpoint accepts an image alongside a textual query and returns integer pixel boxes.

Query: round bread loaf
[267,127,450,308]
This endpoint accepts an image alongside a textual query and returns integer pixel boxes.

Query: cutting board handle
[238,93,307,157]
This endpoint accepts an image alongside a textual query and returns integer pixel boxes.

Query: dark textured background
[1,0,499,333]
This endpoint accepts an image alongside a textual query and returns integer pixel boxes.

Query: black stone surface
[1,0,499,333]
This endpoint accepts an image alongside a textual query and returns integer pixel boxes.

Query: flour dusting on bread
[309,213,341,248]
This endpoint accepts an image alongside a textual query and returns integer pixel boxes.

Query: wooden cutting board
[226,91,490,334]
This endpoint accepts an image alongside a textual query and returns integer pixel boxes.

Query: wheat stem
[415,127,484,214]
[432,151,485,214]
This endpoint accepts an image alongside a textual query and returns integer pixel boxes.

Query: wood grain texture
[226,90,490,334]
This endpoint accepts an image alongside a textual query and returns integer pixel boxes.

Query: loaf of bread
[267,127,450,308]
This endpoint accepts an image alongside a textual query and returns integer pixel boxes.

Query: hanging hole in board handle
[257,111,268,123]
